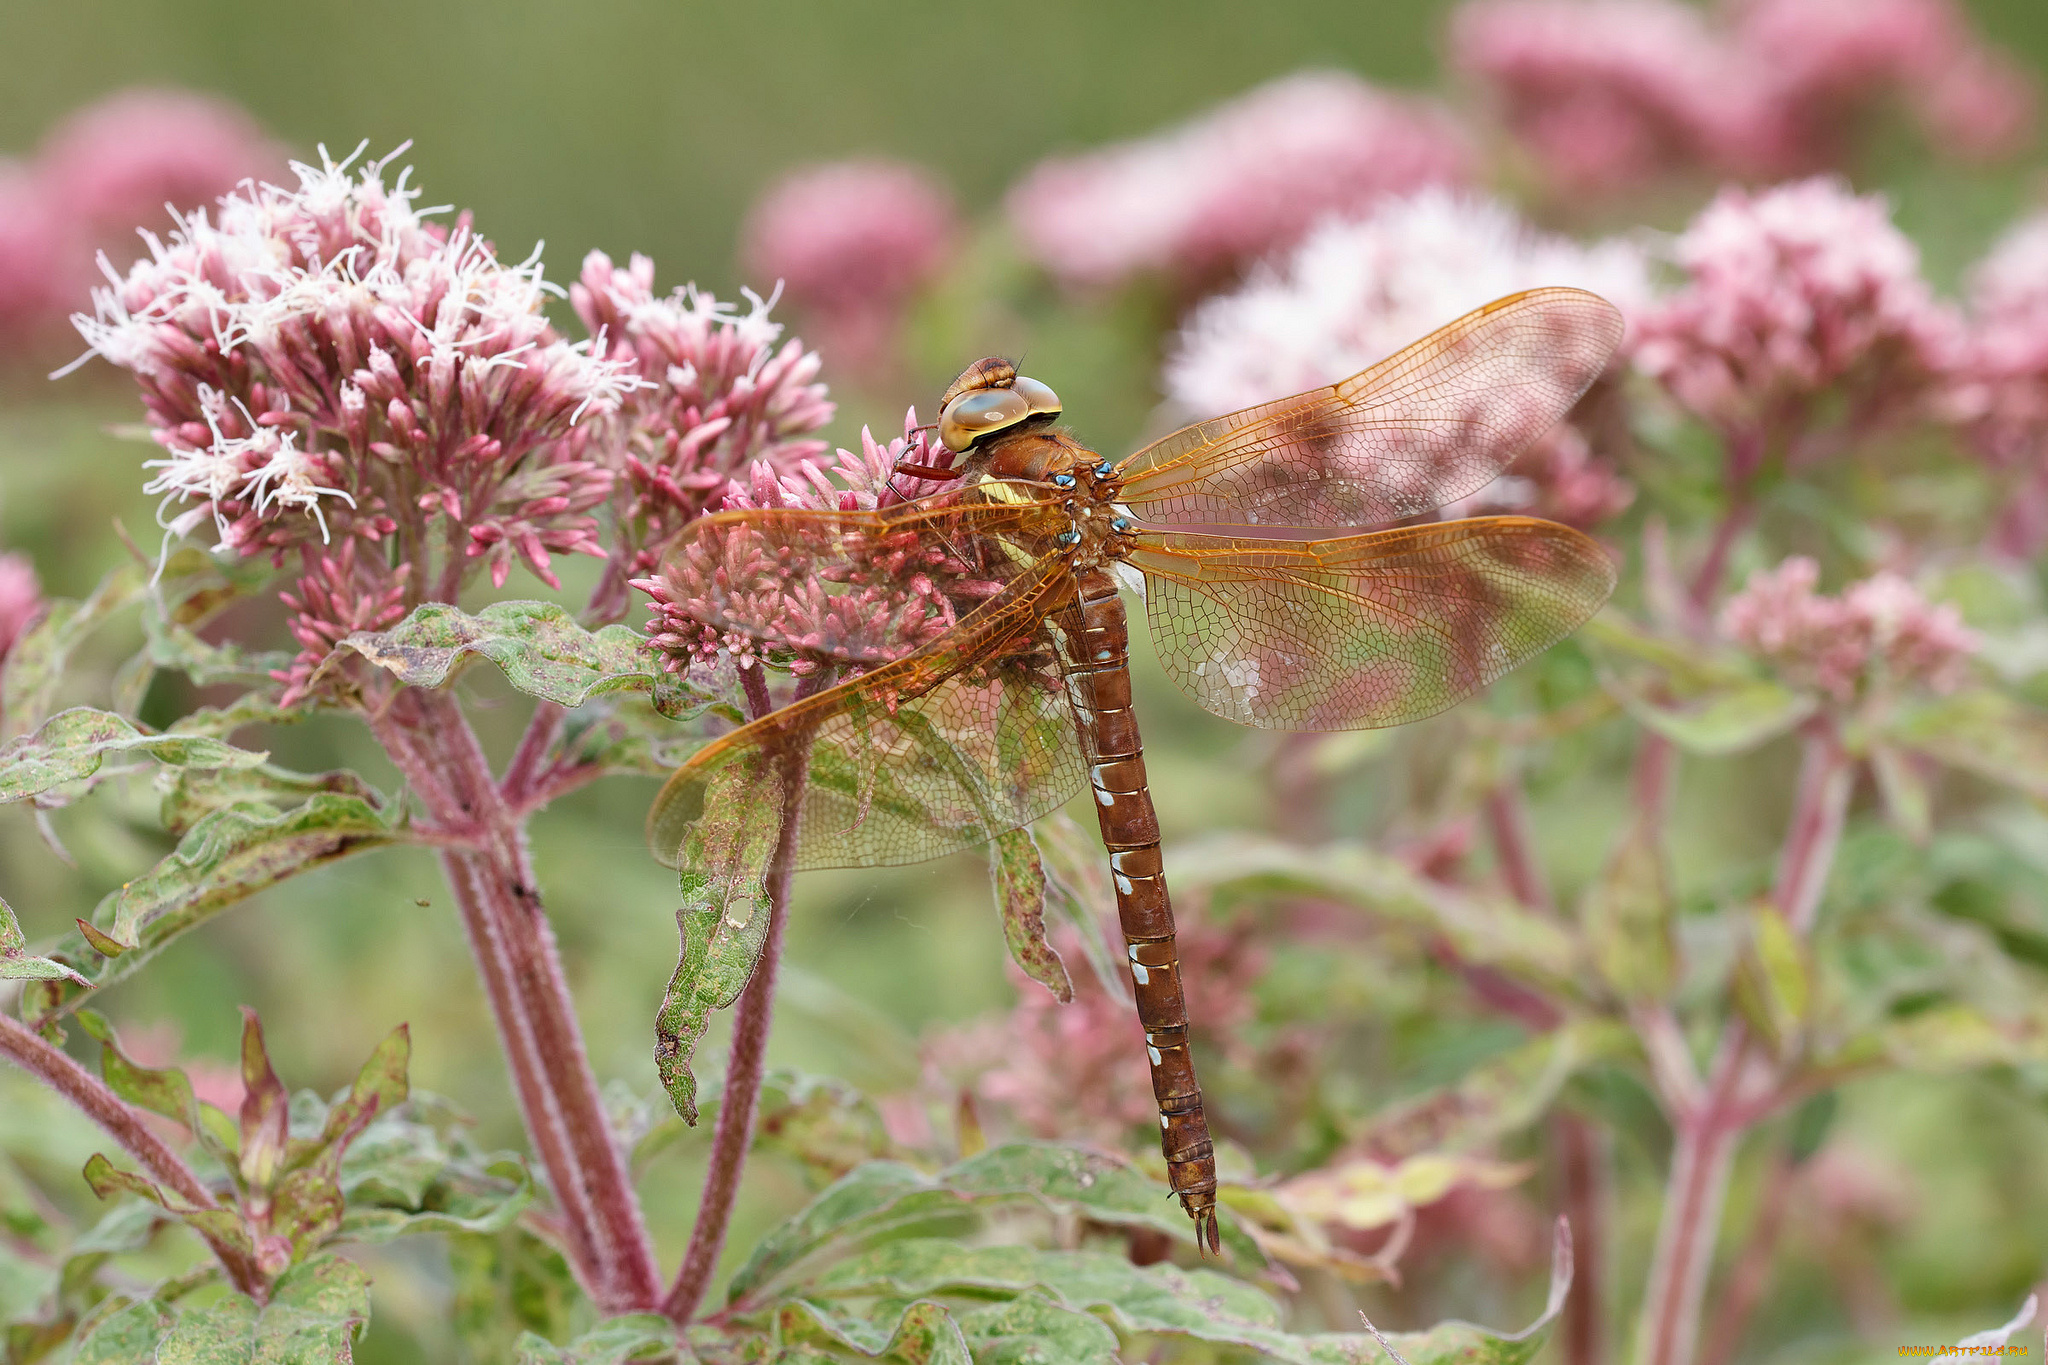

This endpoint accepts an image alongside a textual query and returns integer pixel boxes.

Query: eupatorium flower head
[1634,178,1962,452]
[1954,211,2048,554]
[574,250,833,560]
[1007,71,1471,293]
[1719,557,1976,701]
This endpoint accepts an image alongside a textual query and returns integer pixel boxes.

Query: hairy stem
[1633,722,1853,1365]
[663,665,813,1324]
[0,1013,267,1298]
[374,687,660,1312]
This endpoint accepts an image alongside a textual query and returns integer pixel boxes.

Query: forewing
[657,488,1060,666]
[1127,517,1616,731]
[648,558,1086,872]
[1119,288,1624,528]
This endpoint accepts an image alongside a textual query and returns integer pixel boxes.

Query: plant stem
[0,1013,267,1298]
[663,665,812,1325]
[1632,721,1853,1365]
[1697,1142,1798,1365]
[373,686,660,1312]
[1555,1113,1610,1365]
[1483,777,1555,915]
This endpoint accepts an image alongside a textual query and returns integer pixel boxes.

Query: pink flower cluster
[0,552,42,665]
[0,89,280,361]
[1451,0,2034,197]
[72,145,645,701]
[1635,178,1962,456]
[1718,557,1977,701]
[572,251,833,591]
[634,410,990,676]
[1007,72,1472,294]
[739,160,957,385]
[1954,212,2048,554]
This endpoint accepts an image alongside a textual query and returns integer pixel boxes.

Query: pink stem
[1697,1143,1798,1365]
[1555,1112,1611,1365]
[663,665,812,1324]
[1633,722,1853,1365]
[0,1013,267,1298]
[501,701,566,807]
[1483,778,1555,915]
[373,687,661,1312]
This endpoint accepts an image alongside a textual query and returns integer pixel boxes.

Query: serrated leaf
[725,1143,1259,1308]
[655,747,787,1125]
[989,828,1070,1004]
[0,893,90,987]
[79,1155,252,1259]
[152,1253,369,1363]
[169,689,307,740]
[514,1314,684,1364]
[0,562,148,737]
[1168,837,1582,998]
[0,707,267,806]
[1885,688,2048,798]
[337,600,717,717]
[1577,815,1678,1002]
[29,793,401,1021]
[158,763,383,838]
[957,1294,1117,1364]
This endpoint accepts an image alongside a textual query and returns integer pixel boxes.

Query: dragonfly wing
[648,557,1086,871]
[1126,518,1616,731]
[1118,288,1624,529]
[658,489,1062,667]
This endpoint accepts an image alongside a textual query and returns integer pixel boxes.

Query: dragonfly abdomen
[1056,567,1220,1254]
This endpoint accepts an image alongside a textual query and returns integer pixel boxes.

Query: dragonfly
[647,287,1623,1253]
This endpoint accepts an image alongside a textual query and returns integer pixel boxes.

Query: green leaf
[1884,688,2048,798]
[1875,1004,2048,1072]
[1354,1021,1628,1157]
[514,1314,684,1364]
[774,1298,974,1363]
[1867,741,1932,843]
[750,1070,902,1188]
[337,600,717,717]
[725,1143,1260,1308]
[655,746,787,1125]
[1731,904,1811,1059]
[75,1011,204,1135]
[1585,613,1816,755]
[1168,837,1582,998]
[79,1156,252,1259]
[1032,810,1131,1005]
[989,828,1070,1004]
[0,893,90,988]
[1577,815,1678,1002]
[956,1294,1117,1365]
[0,707,267,806]
[152,1253,370,1363]
[0,562,148,737]
[29,793,401,1022]
[70,1296,176,1365]
[449,1228,582,1363]
[158,763,384,838]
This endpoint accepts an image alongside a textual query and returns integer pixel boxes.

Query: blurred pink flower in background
[1451,0,1743,195]
[739,160,957,386]
[0,552,42,664]
[1719,556,1977,701]
[1451,0,2034,197]
[1635,178,1963,461]
[37,89,284,254]
[0,89,280,365]
[1954,210,2048,554]
[1166,190,1645,527]
[1007,72,1473,294]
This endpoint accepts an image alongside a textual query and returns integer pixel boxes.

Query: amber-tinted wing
[660,487,1065,666]
[1119,288,1623,529]
[1125,517,1616,731]
[647,556,1087,872]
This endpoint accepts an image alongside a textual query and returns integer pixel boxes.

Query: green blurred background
[6,1,2048,1357]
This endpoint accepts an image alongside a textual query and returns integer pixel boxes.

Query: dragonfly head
[937,357,1062,454]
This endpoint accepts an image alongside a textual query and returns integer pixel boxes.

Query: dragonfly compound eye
[937,374,1062,454]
